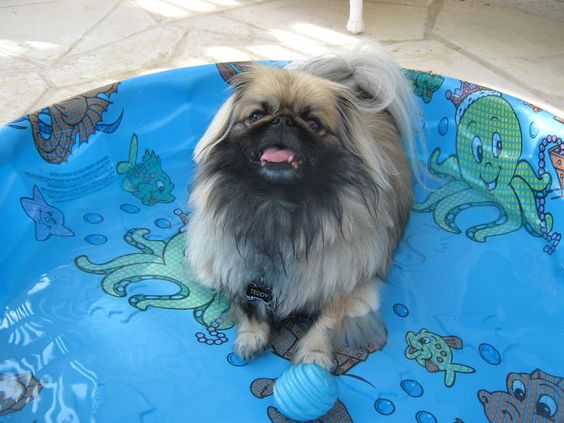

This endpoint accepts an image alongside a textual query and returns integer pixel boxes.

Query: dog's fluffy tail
[291,43,426,183]
[338,310,388,351]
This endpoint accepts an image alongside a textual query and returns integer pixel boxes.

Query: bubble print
[83,213,103,224]
[479,343,501,365]
[400,379,423,398]
[374,399,395,415]
[154,218,171,229]
[416,410,437,423]
[438,117,449,136]
[227,352,248,367]
[120,203,140,214]
[85,234,107,245]
[393,303,409,317]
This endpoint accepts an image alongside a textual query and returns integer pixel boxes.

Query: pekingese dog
[187,45,419,369]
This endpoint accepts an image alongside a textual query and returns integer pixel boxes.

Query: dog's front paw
[292,346,335,371]
[234,325,270,361]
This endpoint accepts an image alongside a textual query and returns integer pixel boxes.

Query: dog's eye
[248,111,265,123]
[306,117,322,131]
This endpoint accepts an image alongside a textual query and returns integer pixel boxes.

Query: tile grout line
[51,0,123,67]
[379,37,429,46]
[43,27,185,92]
[168,29,191,62]
[27,87,56,114]
[166,0,283,27]
[0,0,67,10]
[0,47,45,69]
[364,1,428,8]
[60,24,162,59]
[424,0,446,37]
[51,1,282,59]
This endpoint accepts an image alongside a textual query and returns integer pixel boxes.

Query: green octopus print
[415,83,555,249]
[75,211,232,334]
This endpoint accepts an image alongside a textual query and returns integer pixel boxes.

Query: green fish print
[405,328,475,387]
[403,69,444,103]
[117,134,175,206]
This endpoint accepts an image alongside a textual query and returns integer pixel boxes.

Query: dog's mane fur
[187,45,417,341]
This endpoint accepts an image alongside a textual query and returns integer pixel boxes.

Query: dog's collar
[245,277,272,306]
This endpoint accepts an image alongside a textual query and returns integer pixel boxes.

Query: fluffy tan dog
[187,45,419,369]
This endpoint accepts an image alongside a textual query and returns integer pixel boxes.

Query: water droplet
[438,117,449,136]
[479,343,501,365]
[393,303,409,317]
[529,121,539,138]
[227,352,248,367]
[374,398,395,415]
[85,234,107,245]
[416,411,437,423]
[400,379,423,397]
[83,213,103,224]
[154,218,171,229]
[120,203,140,214]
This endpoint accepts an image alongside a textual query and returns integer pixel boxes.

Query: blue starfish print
[20,185,74,241]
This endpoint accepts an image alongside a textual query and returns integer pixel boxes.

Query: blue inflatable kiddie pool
[0,62,562,422]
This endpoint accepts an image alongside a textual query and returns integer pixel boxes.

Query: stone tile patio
[0,0,563,124]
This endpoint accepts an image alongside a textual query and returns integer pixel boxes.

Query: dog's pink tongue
[260,147,296,163]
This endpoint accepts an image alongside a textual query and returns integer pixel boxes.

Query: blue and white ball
[273,364,338,421]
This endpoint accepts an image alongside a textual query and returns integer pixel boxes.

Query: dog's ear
[194,65,262,164]
[194,95,236,163]
[334,89,396,193]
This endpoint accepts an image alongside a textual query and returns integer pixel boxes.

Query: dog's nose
[271,115,295,127]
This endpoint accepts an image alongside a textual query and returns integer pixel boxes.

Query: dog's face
[228,68,344,184]
[196,66,360,187]
[191,65,397,259]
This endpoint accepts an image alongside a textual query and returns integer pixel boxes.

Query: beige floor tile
[0,0,60,7]
[0,57,48,123]
[366,0,433,5]
[133,0,266,23]
[501,54,564,112]
[222,0,427,43]
[0,50,40,77]
[44,26,184,87]
[434,0,564,111]
[386,39,561,115]
[171,15,283,65]
[435,0,564,59]
[70,0,158,55]
[483,0,564,21]
[171,13,359,64]
[1,0,563,122]
[0,0,119,63]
